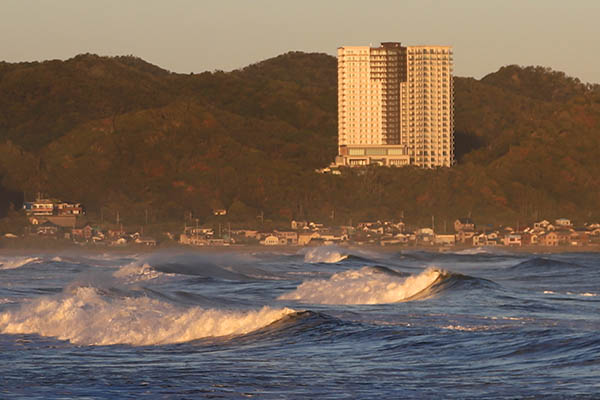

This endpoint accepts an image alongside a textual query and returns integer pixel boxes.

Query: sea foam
[0,287,295,346]
[0,257,41,270]
[279,266,443,305]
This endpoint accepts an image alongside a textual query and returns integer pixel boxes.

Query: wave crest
[302,246,349,263]
[278,266,444,305]
[113,262,166,283]
[509,257,583,271]
[0,257,41,270]
[0,288,295,346]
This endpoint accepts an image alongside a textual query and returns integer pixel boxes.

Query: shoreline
[1,237,599,255]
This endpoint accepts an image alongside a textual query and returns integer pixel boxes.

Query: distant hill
[0,52,599,228]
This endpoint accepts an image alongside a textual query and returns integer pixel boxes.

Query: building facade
[336,42,454,168]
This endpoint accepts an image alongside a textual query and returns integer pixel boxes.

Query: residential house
[570,230,589,247]
[503,234,522,247]
[36,221,60,236]
[231,230,260,239]
[23,200,54,216]
[454,218,475,232]
[24,200,84,229]
[135,237,157,247]
[556,229,574,245]
[521,232,539,246]
[539,231,559,246]
[416,228,435,244]
[274,230,298,245]
[291,220,308,230]
[358,222,384,235]
[179,233,209,246]
[317,229,349,244]
[435,234,456,246]
[485,231,501,246]
[555,218,572,228]
[55,202,84,216]
[457,230,476,244]
[260,235,284,246]
[472,233,488,247]
[533,220,551,230]
[308,222,324,230]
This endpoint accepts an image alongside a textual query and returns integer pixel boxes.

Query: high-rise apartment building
[335,42,454,168]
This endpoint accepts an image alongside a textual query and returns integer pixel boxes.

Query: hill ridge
[0,53,599,226]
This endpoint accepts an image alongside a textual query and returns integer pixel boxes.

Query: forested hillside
[0,53,599,228]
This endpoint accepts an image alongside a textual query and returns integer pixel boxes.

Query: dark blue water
[1,247,599,398]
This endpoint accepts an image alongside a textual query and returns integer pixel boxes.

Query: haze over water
[1,247,599,398]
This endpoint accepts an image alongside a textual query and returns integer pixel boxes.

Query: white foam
[452,247,488,255]
[544,290,596,298]
[113,262,166,283]
[0,288,295,346]
[279,267,442,305]
[566,291,597,297]
[302,246,348,263]
[502,316,525,321]
[443,325,491,332]
[0,257,41,270]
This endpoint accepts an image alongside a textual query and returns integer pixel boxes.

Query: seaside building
[335,42,454,168]
[23,197,84,228]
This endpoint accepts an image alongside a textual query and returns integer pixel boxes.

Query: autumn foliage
[1,53,599,227]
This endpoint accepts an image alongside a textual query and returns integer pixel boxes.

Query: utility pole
[432,215,435,234]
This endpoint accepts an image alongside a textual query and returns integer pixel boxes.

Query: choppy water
[1,246,599,398]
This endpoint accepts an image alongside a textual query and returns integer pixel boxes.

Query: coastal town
[5,196,600,250]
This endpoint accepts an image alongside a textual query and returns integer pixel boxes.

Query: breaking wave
[0,287,296,346]
[302,246,349,263]
[0,257,41,270]
[300,246,377,264]
[113,262,167,283]
[279,266,445,304]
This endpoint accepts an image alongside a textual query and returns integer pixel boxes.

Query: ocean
[0,246,599,399]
